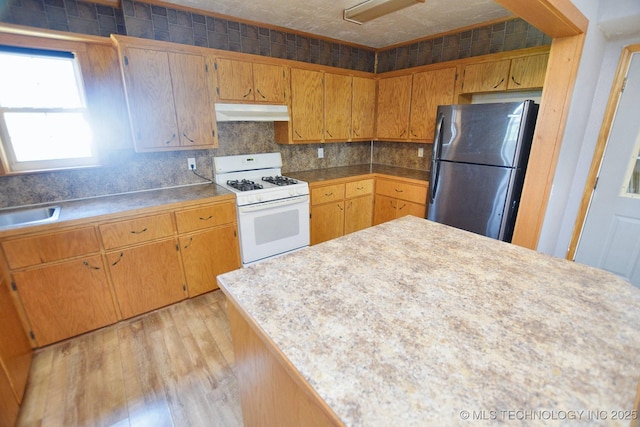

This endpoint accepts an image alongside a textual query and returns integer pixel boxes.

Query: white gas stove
[213,153,310,266]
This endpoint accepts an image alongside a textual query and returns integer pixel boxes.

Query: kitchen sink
[0,206,61,227]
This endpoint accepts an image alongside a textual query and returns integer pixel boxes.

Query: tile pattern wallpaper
[377,18,552,73]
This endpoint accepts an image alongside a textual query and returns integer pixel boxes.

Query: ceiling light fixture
[343,0,425,25]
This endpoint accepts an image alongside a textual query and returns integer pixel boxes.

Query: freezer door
[436,101,535,168]
[428,161,517,241]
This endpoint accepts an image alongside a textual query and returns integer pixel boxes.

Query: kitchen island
[217,215,640,426]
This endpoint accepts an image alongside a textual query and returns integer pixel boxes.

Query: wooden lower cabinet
[0,276,32,427]
[107,238,186,319]
[13,255,118,346]
[180,224,241,297]
[373,177,428,226]
[310,178,374,245]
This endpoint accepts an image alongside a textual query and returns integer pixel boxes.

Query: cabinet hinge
[11,281,17,291]
[216,87,220,95]
[205,63,208,73]
[183,284,187,292]
[29,331,35,340]
[621,77,627,93]
[212,129,216,138]
[594,176,599,190]
[124,55,128,66]
[214,62,218,70]
[176,244,179,251]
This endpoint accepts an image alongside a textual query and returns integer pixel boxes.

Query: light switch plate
[318,147,324,158]
[418,148,424,158]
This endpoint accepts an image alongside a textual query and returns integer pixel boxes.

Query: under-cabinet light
[343,0,425,24]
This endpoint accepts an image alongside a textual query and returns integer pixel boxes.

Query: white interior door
[575,52,640,287]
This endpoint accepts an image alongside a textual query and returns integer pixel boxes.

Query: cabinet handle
[183,237,193,249]
[111,252,124,266]
[337,204,343,211]
[243,88,252,98]
[353,129,359,137]
[411,129,418,137]
[212,129,216,138]
[256,88,267,99]
[356,186,364,190]
[295,130,302,138]
[199,215,213,221]
[395,188,404,193]
[347,201,353,209]
[399,129,406,137]
[165,133,176,145]
[326,130,333,137]
[325,192,333,196]
[130,227,148,234]
[493,78,505,89]
[182,132,195,143]
[398,203,406,211]
[82,260,101,270]
[511,75,522,86]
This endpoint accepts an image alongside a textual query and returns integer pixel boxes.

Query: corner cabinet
[113,35,218,152]
[214,57,286,103]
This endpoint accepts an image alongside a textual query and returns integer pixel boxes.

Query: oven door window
[238,195,310,265]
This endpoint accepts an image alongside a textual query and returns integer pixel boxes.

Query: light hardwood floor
[16,290,243,427]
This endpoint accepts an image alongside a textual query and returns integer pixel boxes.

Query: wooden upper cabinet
[290,68,324,142]
[507,53,549,90]
[409,67,456,141]
[324,72,352,141]
[376,75,412,140]
[352,76,376,140]
[460,59,511,93]
[215,58,286,103]
[118,43,217,151]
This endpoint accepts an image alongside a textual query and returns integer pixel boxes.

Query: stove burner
[227,179,264,191]
[262,176,299,186]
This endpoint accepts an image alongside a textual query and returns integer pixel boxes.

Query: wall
[537,0,640,257]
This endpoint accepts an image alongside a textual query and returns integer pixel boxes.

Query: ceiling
[162,0,514,49]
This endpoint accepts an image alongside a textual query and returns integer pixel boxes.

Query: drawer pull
[82,260,101,270]
[111,252,124,266]
[395,188,404,193]
[130,227,148,235]
[199,215,213,221]
[398,203,406,211]
[356,186,364,190]
[325,192,333,196]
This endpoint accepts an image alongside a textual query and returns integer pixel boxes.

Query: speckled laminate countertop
[286,164,430,184]
[218,215,640,427]
[0,183,233,237]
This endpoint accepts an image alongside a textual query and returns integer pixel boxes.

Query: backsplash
[0,124,428,209]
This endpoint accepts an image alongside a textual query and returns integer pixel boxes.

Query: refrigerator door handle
[430,112,445,204]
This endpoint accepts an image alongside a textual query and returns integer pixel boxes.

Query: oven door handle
[238,195,309,213]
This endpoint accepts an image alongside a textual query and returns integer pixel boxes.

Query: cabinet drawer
[375,179,427,204]
[99,213,174,249]
[345,179,374,198]
[311,183,345,205]
[175,202,236,233]
[2,227,99,269]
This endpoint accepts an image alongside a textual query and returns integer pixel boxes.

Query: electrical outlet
[187,157,196,170]
[418,148,424,158]
[318,147,324,159]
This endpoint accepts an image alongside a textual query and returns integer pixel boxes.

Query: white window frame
[0,45,98,173]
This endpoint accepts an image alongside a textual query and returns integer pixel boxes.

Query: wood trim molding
[494,0,588,37]
[566,44,640,260]
[511,33,585,249]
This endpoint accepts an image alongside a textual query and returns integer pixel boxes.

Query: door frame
[567,44,640,260]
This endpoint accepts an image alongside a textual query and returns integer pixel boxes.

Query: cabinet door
[0,279,31,404]
[14,255,118,346]
[215,58,254,101]
[0,367,19,427]
[352,76,376,140]
[180,225,241,297]
[508,53,549,90]
[290,68,324,142]
[122,47,179,150]
[396,200,426,219]
[461,60,510,93]
[409,68,456,141]
[324,73,352,141]
[344,195,373,235]
[373,194,398,225]
[311,202,345,245]
[253,62,286,103]
[169,52,217,148]
[107,239,186,319]
[376,75,411,140]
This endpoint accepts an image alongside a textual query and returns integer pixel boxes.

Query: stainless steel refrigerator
[427,101,539,242]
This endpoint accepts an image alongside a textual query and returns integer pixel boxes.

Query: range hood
[215,103,290,122]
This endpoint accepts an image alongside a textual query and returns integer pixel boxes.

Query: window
[0,45,96,173]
